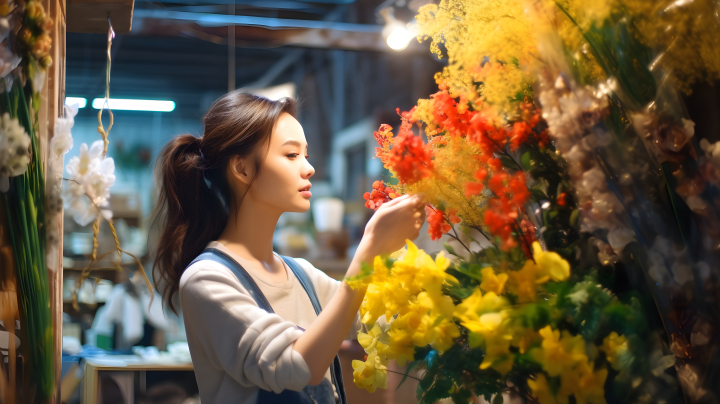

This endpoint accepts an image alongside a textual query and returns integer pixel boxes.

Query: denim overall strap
[280,256,348,404]
[189,249,342,404]
[191,248,273,312]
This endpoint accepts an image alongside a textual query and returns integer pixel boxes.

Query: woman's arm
[293,195,425,385]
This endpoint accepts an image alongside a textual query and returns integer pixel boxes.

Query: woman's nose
[303,159,315,179]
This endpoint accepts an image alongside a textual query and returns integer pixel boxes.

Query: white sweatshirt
[179,241,361,404]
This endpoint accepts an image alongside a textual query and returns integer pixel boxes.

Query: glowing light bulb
[386,25,415,51]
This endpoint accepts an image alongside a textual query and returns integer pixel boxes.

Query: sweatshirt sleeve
[180,261,311,393]
[294,258,363,340]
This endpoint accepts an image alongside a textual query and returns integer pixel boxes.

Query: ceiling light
[91,98,176,112]
[378,7,417,51]
[386,25,416,51]
[65,97,87,108]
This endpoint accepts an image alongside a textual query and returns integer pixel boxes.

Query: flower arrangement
[352,0,720,402]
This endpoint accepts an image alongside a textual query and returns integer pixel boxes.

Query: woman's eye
[287,153,299,159]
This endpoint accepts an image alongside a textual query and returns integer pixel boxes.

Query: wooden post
[38,0,66,402]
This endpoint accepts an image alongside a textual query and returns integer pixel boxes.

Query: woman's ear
[227,155,256,186]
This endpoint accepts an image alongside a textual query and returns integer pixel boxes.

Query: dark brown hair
[152,91,296,313]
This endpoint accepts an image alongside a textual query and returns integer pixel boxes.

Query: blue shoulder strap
[279,255,322,315]
[190,248,275,313]
[280,256,347,404]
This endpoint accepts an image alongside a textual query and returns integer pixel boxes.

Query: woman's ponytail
[152,90,296,313]
[152,134,227,314]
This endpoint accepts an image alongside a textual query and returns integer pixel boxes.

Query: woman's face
[232,113,315,214]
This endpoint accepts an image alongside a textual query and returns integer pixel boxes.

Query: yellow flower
[511,327,540,354]
[528,373,559,404]
[358,324,389,355]
[418,291,455,318]
[534,326,588,377]
[508,260,541,303]
[479,331,514,375]
[352,351,388,393]
[360,282,387,325]
[385,326,416,366]
[480,266,508,295]
[559,360,608,404]
[414,247,457,296]
[429,317,461,353]
[601,332,629,371]
[382,277,411,319]
[454,289,507,324]
[533,242,571,282]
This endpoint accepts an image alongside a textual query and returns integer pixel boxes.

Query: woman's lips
[300,190,312,198]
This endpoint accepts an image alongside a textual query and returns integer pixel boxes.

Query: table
[82,356,193,404]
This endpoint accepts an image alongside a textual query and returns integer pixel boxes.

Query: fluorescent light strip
[65,97,87,108]
[91,98,176,112]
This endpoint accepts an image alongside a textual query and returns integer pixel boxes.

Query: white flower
[0,113,31,192]
[66,140,104,180]
[32,68,45,94]
[51,104,77,159]
[48,104,78,179]
[63,180,113,226]
[84,157,115,206]
[63,139,115,226]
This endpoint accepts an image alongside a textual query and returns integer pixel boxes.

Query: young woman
[153,91,426,404]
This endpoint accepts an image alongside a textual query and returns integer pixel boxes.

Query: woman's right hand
[357,194,426,260]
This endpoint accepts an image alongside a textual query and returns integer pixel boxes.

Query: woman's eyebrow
[282,140,307,149]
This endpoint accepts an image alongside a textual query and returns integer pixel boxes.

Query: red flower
[387,118,434,185]
[465,167,488,197]
[509,121,532,151]
[557,192,567,207]
[483,171,531,252]
[364,181,398,210]
[425,206,461,241]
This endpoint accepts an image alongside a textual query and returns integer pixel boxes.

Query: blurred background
[60,0,452,403]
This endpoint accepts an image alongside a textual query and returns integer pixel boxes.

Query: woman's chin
[287,199,311,213]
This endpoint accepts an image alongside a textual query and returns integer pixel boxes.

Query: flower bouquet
[350,0,720,403]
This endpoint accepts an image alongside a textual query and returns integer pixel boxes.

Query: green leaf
[396,360,420,391]
[492,393,504,404]
[499,155,518,170]
[443,243,461,258]
[521,152,533,171]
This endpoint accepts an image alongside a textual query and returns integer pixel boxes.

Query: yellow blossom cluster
[350,240,581,394]
[403,135,486,227]
[528,326,609,404]
[415,0,537,113]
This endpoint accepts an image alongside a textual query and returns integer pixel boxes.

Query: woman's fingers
[381,194,411,209]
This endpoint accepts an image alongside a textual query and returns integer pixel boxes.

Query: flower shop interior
[3,0,720,403]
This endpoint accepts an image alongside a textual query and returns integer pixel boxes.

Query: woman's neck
[217,197,282,264]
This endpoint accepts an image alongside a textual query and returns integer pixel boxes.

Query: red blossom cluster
[375,116,434,186]
[365,86,546,252]
[426,205,461,240]
[483,171,532,251]
[426,89,548,155]
[363,181,398,210]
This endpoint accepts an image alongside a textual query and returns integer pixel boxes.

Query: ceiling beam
[133,9,381,32]
[132,12,427,53]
